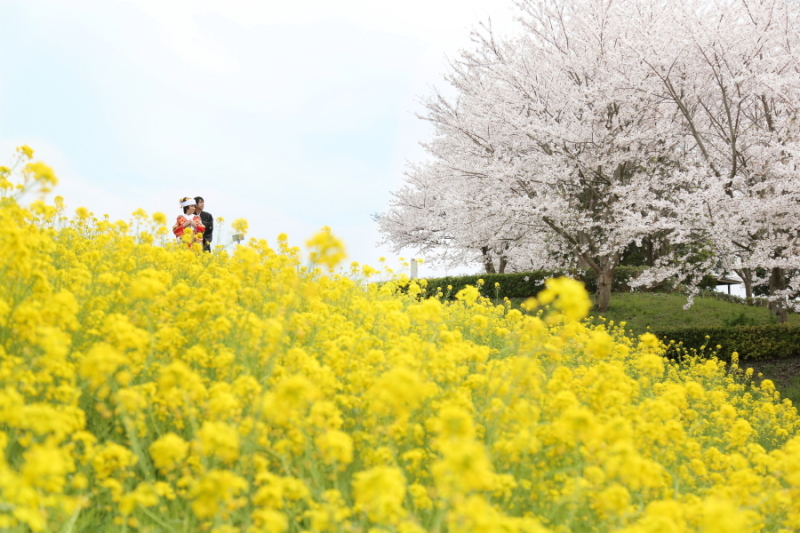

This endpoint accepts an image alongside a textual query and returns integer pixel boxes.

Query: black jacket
[199,211,213,243]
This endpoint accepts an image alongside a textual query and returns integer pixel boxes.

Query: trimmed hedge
[653,325,800,361]
[421,269,570,300]
[421,267,717,300]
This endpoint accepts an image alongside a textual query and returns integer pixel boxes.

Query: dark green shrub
[653,325,800,361]
[421,269,575,300]
[420,267,717,300]
[722,312,758,327]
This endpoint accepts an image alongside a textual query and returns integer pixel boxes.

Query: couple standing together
[173,196,214,252]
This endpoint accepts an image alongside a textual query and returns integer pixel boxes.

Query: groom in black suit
[194,196,214,252]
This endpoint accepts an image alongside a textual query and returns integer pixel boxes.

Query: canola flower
[2,149,800,532]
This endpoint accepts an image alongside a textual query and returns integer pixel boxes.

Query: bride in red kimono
[173,197,205,247]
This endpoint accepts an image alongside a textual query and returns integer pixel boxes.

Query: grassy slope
[745,358,800,408]
[587,292,800,405]
[510,292,800,404]
[586,292,800,336]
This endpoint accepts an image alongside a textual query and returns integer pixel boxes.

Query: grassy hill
[510,291,800,404]
[584,292,800,336]
[587,292,800,405]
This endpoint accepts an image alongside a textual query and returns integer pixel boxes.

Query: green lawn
[588,293,800,405]
[510,291,800,405]
[744,358,800,406]
[584,292,800,336]
[509,291,800,336]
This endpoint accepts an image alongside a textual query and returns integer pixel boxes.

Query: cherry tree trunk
[595,268,614,313]
[481,246,497,274]
[734,268,754,299]
[768,267,788,324]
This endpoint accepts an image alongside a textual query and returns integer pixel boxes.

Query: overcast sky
[0,0,518,275]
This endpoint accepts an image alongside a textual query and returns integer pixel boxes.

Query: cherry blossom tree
[380,0,699,311]
[376,161,548,274]
[379,0,800,315]
[630,0,800,320]
[376,101,562,274]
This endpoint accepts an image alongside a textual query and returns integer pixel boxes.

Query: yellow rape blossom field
[3,148,800,533]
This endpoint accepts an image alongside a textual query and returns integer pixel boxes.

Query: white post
[410,258,418,279]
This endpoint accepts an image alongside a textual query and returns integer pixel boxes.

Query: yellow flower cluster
[2,151,800,532]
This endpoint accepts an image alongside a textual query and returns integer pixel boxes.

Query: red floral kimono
[173,214,205,246]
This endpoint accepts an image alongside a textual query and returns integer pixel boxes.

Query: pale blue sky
[0,0,516,275]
